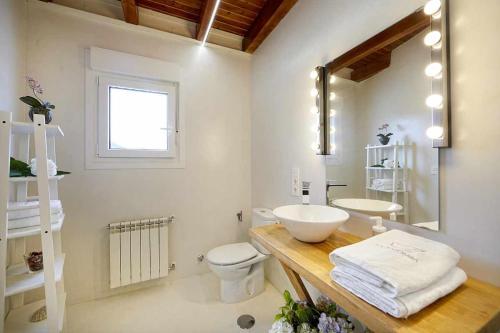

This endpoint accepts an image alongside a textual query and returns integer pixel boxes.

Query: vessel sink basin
[272,205,349,243]
[332,198,402,215]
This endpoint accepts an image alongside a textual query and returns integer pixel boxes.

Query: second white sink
[272,205,349,243]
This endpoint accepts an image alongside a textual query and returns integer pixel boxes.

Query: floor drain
[237,314,255,329]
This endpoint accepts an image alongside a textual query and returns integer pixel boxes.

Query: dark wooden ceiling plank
[218,1,259,20]
[350,53,392,82]
[217,8,255,26]
[212,20,247,35]
[196,0,220,40]
[223,0,265,13]
[140,0,202,12]
[215,12,253,30]
[121,0,139,24]
[242,0,298,53]
[139,0,200,22]
[326,9,430,74]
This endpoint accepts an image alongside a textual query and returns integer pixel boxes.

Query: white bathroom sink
[332,198,402,215]
[272,205,349,243]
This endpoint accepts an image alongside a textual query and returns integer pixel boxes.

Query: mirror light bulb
[310,70,318,80]
[310,106,319,114]
[329,75,337,84]
[426,94,443,108]
[426,126,444,139]
[330,127,336,133]
[424,31,442,46]
[330,109,336,117]
[330,144,336,153]
[329,92,336,101]
[424,0,441,15]
[310,88,319,97]
[425,62,443,77]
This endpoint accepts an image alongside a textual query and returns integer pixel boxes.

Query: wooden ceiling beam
[121,0,139,25]
[242,0,298,53]
[196,0,220,41]
[326,9,429,74]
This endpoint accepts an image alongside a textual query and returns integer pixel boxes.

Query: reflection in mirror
[325,4,448,232]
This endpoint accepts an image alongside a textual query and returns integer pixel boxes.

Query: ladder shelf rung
[5,254,65,297]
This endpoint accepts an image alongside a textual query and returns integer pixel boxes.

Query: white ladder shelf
[0,111,66,333]
[365,141,410,223]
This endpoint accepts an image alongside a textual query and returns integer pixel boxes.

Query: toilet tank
[252,208,277,228]
[251,208,276,255]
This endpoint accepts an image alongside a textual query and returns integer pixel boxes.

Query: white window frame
[85,47,185,169]
[97,75,177,158]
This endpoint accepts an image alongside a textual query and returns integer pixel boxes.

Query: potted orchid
[377,123,393,145]
[20,76,55,124]
[269,291,354,333]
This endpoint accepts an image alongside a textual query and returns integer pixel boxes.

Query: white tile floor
[65,273,283,333]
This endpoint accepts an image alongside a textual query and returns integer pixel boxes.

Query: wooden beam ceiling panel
[195,0,220,40]
[242,0,298,53]
[350,52,392,82]
[139,0,200,22]
[212,20,247,36]
[218,1,260,21]
[121,0,139,24]
[326,9,430,74]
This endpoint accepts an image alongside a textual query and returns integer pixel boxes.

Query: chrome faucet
[326,180,347,206]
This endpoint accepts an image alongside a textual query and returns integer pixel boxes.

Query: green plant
[9,157,70,177]
[271,291,354,333]
[20,77,55,122]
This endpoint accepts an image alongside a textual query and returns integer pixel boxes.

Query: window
[97,75,177,158]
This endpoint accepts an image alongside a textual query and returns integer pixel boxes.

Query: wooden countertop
[250,224,500,333]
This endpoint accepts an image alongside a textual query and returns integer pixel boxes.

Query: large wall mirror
[323,0,450,231]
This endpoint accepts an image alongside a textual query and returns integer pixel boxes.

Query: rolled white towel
[331,266,467,318]
[8,200,62,220]
[30,158,57,176]
[329,230,460,297]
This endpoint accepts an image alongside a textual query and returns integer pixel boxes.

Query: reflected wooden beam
[121,0,139,25]
[196,0,220,41]
[350,52,392,82]
[242,0,298,53]
[326,10,429,74]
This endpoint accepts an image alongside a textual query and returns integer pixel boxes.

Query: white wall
[0,0,27,121]
[26,1,252,304]
[252,0,500,287]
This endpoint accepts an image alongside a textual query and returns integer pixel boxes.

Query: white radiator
[109,217,173,288]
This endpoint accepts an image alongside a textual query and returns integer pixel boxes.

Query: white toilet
[207,208,277,303]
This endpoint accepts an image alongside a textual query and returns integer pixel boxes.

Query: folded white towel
[30,158,57,176]
[331,266,466,318]
[329,230,460,297]
[8,213,64,230]
[8,200,62,220]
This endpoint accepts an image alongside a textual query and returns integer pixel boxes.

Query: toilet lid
[207,242,258,266]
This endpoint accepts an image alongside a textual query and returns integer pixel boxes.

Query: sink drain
[237,314,255,329]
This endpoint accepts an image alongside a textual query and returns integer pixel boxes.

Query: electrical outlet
[291,167,301,196]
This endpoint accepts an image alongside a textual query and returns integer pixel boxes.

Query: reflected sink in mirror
[272,205,349,243]
[332,198,402,219]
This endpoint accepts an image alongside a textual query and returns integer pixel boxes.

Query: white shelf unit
[0,111,66,333]
[365,141,410,223]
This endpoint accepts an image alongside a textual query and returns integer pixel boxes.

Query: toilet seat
[207,242,258,266]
